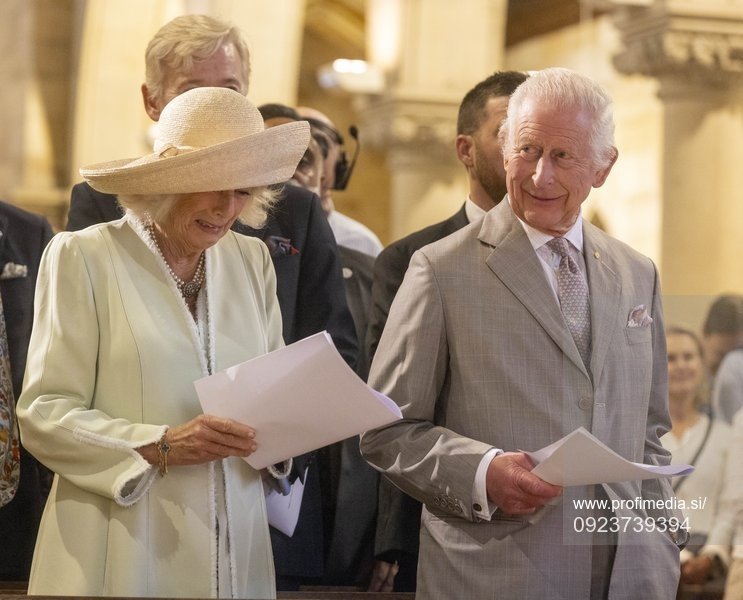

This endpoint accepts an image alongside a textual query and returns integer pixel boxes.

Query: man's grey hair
[144,14,251,103]
[499,67,616,169]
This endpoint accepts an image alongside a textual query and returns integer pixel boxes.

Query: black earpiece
[334,125,359,191]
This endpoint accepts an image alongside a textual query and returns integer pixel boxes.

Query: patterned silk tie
[546,237,592,368]
[0,290,20,507]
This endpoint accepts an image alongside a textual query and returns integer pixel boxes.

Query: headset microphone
[333,125,360,191]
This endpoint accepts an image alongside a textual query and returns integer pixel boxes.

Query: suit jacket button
[473,503,482,512]
[578,396,593,410]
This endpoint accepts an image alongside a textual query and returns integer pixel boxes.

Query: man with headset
[297,106,383,257]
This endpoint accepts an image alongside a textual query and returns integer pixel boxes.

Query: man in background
[65,14,357,590]
[260,101,378,588]
[296,106,383,257]
[365,70,528,592]
[0,200,53,581]
[702,295,743,423]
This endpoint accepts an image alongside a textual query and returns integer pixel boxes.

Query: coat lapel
[481,201,589,377]
[583,223,621,386]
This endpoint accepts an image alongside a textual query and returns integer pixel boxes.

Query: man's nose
[532,156,555,187]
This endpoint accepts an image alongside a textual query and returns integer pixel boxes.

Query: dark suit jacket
[0,201,53,580]
[364,205,468,590]
[318,245,378,586]
[366,205,468,361]
[67,182,358,580]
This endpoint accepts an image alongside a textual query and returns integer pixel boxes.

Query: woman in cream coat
[18,88,309,598]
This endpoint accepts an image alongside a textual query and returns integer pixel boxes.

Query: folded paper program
[194,331,402,469]
[525,427,693,486]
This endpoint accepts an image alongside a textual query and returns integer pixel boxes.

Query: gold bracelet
[156,437,170,477]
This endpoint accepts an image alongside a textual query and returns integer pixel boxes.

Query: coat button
[473,503,482,512]
[578,396,593,410]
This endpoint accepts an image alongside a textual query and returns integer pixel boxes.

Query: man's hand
[368,559,399,592]
[485,452,562,515]
[681,555,715,585]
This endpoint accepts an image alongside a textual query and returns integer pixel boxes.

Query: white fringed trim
[72,425,168,507]
[222,460,239,596]
[131,216,222,592]
[208,460,218,598]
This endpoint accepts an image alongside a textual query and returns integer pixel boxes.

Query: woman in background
[664,326,734,591]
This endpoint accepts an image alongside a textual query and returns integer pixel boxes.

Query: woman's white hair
[499,67,616,169]
[118,186,279,229]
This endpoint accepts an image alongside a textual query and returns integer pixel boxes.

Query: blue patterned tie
[547,237,592,368]
[0,291,20,507]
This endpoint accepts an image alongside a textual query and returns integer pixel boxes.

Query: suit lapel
[583,224,621,386]
[481,202,589,376]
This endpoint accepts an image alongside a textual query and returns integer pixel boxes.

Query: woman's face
[667,332,705,400]
[158,190,250,255]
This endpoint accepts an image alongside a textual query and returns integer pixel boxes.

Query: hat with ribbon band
[80,87,310,195]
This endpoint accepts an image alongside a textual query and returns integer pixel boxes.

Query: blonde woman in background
[664,326,735,593]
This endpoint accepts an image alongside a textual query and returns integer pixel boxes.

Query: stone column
[4,0,77,228]
[612,0,743,297]
[357,0,509,240]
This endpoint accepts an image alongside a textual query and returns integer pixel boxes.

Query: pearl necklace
[147,225,206,299]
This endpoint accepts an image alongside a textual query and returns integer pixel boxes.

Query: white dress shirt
[472,208,585,520]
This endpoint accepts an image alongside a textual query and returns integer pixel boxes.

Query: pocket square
[627,304,653,328]
[0,262,28,280]
[265,236,299,258]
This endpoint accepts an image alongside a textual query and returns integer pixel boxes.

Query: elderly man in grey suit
[361,68,683,599]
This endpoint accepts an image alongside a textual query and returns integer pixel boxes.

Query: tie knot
[546,237,571,258]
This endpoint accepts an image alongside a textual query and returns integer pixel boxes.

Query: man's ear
[456,134,474,168]
[141,84,162,121]
[593,146,618,188]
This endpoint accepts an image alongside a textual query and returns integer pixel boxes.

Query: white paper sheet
[264,467,307,537]
[194,331,402,470]
[524,427,694,486]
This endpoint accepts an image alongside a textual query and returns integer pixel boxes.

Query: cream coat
[18,217,283,598]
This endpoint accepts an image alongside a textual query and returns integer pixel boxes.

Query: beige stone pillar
[612,0,743,297]
[4,0,78,228]
[201,0,306,105]
[0,0,32,202]
[358,0,509,240]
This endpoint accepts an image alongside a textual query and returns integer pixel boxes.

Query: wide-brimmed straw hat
[80,87,310,195]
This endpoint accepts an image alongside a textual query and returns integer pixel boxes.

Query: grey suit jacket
[361,200,681,600]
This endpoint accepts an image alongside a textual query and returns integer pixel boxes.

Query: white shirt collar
[465,196,488,224]
[507,196,584,253]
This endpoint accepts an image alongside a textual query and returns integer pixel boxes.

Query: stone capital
[610,1,743,89]
[354,92,461,165]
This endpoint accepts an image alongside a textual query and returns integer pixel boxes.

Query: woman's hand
[138,414,257,468]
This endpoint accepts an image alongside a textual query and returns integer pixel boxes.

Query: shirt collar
[507,197,584,253]
[465,196,488,224]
